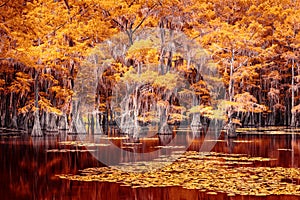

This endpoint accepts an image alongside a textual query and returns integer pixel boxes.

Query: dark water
[0,127,300,200]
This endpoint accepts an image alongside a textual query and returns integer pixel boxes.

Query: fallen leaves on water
[237,127,300,135]
[232,140,253,143]
[139,138,159,141]
[123,142,142,145]
[154,146,186,149]
[237,126,283,132]
[57,151,300,196]
[277,149,293,151]
[203,140,227,142]
[46,149,96,153]
[58,141,110,147]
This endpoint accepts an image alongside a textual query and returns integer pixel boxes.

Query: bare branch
[132,16,147,34]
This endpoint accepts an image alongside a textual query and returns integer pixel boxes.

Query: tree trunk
[158,91,171,134]
[31,110,42,136]
[119,84,134,134]
[191,95,202,127]
[46,113,58,132]
[58,113,69,130]
[226,121,237,138]
[229,50,235,103]
[31,73,42,136]
[166,29,174,73]
[291,58,296,126]
[226,50,237,137]
[159,27,166,75]
[132,88,140,138]
[93,111,103,134]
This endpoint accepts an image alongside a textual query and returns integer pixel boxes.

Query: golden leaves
[291,104,300,114]
[189,105,212,114]
[127,38,159,64]
[0,0,299,128]
[18,93,63,115]
[8,72,33,97]
[218,92,269,113]
[38,96,63,115]
[0,79,5,87]
[167,113,188,124]
[48,85,73,107]
[153,72,181,91]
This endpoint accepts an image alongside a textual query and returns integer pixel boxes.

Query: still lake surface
[0,127,300,200]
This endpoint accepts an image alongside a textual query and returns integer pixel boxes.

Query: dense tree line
[0,0,300,136]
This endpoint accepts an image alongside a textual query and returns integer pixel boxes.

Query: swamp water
[1,127,300,200]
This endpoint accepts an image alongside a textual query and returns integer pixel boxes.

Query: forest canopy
[0,0,300,135]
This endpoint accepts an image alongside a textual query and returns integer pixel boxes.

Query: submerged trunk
[75,113,86,134]
[9,92,18,129]
[70,100,87,134]
[132,88,140,138]
[119,86,140,136]
[191,125,205,138]
[69,100,80,133]
[46,113,58,132]
[158,97,171,134]
[58,113,69,130]
[93,111,103,134]
[158,105,171,134]
[119,85,135,134]
[31,110,42,136]
[225,121,237,138]
[191,95,202,127]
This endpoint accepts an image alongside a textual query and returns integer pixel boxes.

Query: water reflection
[0,127,300,199]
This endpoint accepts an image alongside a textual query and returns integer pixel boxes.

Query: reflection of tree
[226,138,236,153]
[0,137,101,199]
[191,126,206,138]
[158,134,173,146]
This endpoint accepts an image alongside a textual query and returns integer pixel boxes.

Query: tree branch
[0,0,9,8]
[0,57,13,61]
[112,18,125,30]
[132,16,147,34]
[127,0,135,8]
[63,0,70,11]
[45,6,90,38]
[132,3,157,34]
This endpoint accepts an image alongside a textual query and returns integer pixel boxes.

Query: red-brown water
[0,127,300,200]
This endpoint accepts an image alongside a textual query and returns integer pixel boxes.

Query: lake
[0,127,300,200]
